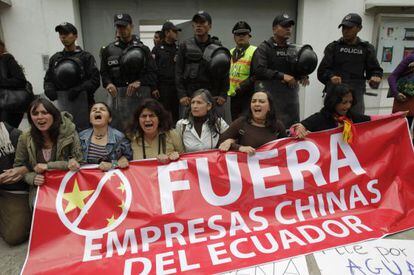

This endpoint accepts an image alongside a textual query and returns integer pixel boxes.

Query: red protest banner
[22,115,414,275]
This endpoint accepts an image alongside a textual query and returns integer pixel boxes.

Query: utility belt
[112,80,129,87]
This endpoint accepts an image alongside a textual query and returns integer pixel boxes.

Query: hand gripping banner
[22,115,414,275]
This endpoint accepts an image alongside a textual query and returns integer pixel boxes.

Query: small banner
[22,115,414,275]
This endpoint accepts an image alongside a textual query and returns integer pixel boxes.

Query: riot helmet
[53,57,84,90]
[286,44,318,78]
[120,45,146,81]
[203,44,231,79]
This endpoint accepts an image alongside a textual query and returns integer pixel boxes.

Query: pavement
[0,238,27,275]
[1,229,413,275]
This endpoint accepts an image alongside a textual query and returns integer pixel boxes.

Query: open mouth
[144,122,154,129]
[94,114,102,120]
[37,121,47,127]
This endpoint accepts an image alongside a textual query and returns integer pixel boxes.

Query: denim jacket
[79,126,132,163]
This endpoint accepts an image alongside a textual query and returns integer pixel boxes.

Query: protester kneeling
[77,102,132,171]
[127,99,183,162]
[291,83,370,142]
[13,98,83,207]
[176,89,228,152]
[218,90,286,155]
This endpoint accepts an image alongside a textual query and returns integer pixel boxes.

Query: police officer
[318,13,383,114]
[100,13,157,131]
[228,21,257,121]
[175,11,230,118]
[153,31,163,49]
[152,22,181,123]
[252,14,310,129]
[44,22,100,131]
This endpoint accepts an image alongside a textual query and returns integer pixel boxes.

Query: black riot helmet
[120,45,146,81]
[53,57,84,90]
[286,44,318,78]
[203,44,231,79]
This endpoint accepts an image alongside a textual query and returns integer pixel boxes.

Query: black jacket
[301,109,371,132]
[317,37,383,85]
[251,37,294,81]
[175,36,229,99]
[152,41,178,85]
[100,35,157,90]
[44,46,100,98]
[0,53,26,89]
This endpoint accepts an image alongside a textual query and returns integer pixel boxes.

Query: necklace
[93,132,107,140]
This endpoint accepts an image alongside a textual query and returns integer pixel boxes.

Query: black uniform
[317,37,383,114]
[100,35,157,130]
[175,36,229,117]
[252,37,300,128]
[0,53,28,128]
[44,46,100,130]
[152,40,179,122]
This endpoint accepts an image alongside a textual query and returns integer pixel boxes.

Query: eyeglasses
[235,32,249,36]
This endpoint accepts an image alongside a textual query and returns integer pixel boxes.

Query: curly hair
[322,83,356,116]
[127,98,172,137]
[244,90,282,132]
[27,98,62,150]
[184,89,222,136]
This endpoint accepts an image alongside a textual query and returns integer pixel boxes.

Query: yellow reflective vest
[228,45,257,96]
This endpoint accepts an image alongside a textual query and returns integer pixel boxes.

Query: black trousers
[230,91,251,121]
[158,82,179,124]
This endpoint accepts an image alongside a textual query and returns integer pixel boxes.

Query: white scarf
[0,122,14,157]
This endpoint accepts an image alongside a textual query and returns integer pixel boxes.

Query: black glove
[67,87,82,101]
[45,89,58,101]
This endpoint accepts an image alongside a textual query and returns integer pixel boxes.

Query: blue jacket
[79,126,132,163]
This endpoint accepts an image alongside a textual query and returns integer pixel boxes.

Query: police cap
[114,13,132,26]
[55,22,78,35]
[232,21,251,34]
[192,11,212,25]
[338,13,362,28]
[272,14,295,27]
[161,22,182,32]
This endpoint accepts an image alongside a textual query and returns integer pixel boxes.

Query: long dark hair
[322,83,356,116]
[245,90,281,132]
[27,98,62,150]
[127,98,172,137]
[185,89,222,136]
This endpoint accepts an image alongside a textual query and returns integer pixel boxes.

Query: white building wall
[0,0,82,94]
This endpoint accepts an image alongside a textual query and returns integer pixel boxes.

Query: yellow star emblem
[118,200,125,211]
[63,179,95,214]
[117,183,125,193]
[107,214,116,227]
